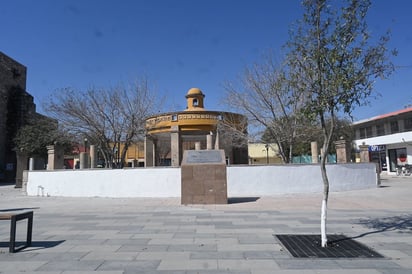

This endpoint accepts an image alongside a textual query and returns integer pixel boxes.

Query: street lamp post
[84,138,88,153]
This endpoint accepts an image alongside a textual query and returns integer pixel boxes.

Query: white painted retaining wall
[26,163,378,198]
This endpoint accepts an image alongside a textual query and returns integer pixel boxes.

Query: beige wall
[248,143,282,164]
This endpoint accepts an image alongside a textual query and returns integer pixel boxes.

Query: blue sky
[1,0,411,121]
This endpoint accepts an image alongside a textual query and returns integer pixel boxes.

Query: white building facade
[352,107,412,174]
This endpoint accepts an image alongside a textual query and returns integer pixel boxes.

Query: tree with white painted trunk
[285,0,396,247]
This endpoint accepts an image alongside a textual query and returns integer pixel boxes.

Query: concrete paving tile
[61,270,123,274]
[251,270,316,274]
[69,245,122,252]
[103,238,150,245]
[90,233,132,240]
[217,243,282,252]
[167,244,217,252]
[378,249,410,259]
[157,259,218,270]
[334,259,402,269]
[217,259,280,270]
[174,232,215,238]
[30,252,89,261]
[186,271,250,274]
[379,269,412,274]
[131,233,174,239]
[125,271,185,274]
[0,251,38,260]
[243,251,285,259]
[81,251,137,260]
[97,260,161,271]
[136,251,190,260]
[148,238,194,245]
[8,272,61,274]
[274,259,340,269]
[393,258,412,268]
[315,270,381,274]
[194,238,239,245]
[0,261,48,272]
[190,251,245,259]
[36,260,104,271]
[118,244,169,252]
[238,236,278,244]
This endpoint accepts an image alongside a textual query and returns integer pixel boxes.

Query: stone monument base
[181,150,227,204]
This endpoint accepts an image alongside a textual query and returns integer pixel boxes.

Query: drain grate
[276,234,384,258]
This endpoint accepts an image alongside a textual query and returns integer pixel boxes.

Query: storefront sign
[369,145,386,152]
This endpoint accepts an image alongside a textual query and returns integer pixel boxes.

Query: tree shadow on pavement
[352,214,412,240]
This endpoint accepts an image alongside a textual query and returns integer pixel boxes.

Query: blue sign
[369,145,386,152]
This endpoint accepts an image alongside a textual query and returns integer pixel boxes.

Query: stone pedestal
[334,139,351,163]
[311,141,318,163]
[359,144,370,163]
[47,144,64,170]
[181,150,227,204]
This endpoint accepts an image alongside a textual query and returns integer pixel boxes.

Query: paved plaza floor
[1,174,412,273]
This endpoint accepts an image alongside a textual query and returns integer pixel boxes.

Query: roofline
[353,107,412,125]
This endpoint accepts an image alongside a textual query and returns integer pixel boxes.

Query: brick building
[0,52,39,182]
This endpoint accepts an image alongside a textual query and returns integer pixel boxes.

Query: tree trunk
[319,111,334,247]
[320,151,329,247]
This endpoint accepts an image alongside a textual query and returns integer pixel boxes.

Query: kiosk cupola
[185,88,205,111]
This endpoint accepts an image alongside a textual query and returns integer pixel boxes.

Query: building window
[171,114,178,121]
[390,121,399,133]
[404,118,412,131]
[359,127,366,139]
[376,124,385,136]
[366,126,372,138]
[193,99,198,106]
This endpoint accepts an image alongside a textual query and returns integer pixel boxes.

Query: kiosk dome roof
[186,88,204,96]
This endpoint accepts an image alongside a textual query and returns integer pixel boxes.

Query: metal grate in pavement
[275,234,384,258]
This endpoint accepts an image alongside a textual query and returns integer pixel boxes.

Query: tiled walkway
[1,174,412,273]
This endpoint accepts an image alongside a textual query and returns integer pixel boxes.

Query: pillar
[29,157,34,171]
[311,141,318,163]
[171,125,181,167]
[144,136,155,167]
[359,143,370,163]
[206,134,213,150]
[89,145,97,168]
[334,139,351,163]
[47,144,64,170]
[195,142,201,150]
[214,131,220,150]
[79,152,89,169]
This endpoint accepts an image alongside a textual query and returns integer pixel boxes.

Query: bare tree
[223,53,305,163]
[45,78,159,168]
[217,112,249,149]
[286,0,396,247]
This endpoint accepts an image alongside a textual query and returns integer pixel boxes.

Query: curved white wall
[26,163,378,198]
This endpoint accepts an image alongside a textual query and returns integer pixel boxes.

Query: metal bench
[0,211,33,253]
